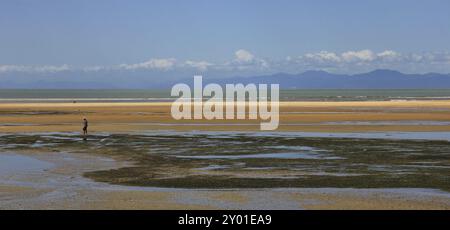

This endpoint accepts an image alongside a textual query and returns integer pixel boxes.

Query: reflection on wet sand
[0,131,449,209]
[1,132,449,190]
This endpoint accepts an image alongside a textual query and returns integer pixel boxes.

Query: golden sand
[1,100,450,133]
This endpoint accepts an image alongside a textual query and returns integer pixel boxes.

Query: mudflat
[1,150,449,210]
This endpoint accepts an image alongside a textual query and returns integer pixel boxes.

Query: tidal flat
[1,132,449,191]
[1,100,450,209]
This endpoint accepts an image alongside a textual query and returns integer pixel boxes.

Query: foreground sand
[1,100,450,133]
[1,151,449,210]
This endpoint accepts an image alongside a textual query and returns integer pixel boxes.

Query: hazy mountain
[195,69,450,89]
[124,69,450,89]
[1,69,450,89]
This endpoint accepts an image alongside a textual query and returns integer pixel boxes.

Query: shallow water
[322,121,450,126]
[0,131,449,190]
[0,153,53,176]
[175,152,342,160]
[173,131,450,141]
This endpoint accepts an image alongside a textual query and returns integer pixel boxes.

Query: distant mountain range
[197,69,450,89]
[1,69,450,89]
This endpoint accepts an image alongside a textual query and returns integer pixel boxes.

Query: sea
[0,89,449,102]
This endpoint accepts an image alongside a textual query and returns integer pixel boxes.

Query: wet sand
[1,151,449,210]
[1,100,450,209]
[1,100,450,133]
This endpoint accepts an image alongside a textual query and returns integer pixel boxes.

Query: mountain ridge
[195,69,450,89]
[1,69,450,89]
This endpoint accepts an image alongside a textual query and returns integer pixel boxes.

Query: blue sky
[1,0,450,78]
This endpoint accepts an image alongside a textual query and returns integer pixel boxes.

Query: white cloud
[304,51,341,62]
[0,65,25,72]
[0,64,70,73]
[234,49,255,63]
[184,60,213,71]
[376,50,402,62]
[226,49,270,71]
[285,50,450,73]
[300,49,401,66]
[2,50,450,76]
[377,50,398,58]
[119,58,176,71]
[83,66,106,72]
[36,64,70,72]
[342,49,375,62]
[401,52,450,64]
[409,53,423,62]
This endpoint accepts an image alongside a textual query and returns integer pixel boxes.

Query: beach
[1,100,450,209]
[1,100,450,133]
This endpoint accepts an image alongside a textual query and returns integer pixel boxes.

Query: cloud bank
[1,49,450,75]
[0,64,70,73]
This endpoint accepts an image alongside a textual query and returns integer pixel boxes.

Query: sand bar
[1,100,450,132]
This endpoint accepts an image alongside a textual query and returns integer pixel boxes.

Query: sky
[1,0,450,82]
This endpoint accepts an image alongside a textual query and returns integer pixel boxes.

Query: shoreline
[1,99,450,106]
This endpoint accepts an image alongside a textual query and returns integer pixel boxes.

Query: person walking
[82,118,88,136]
